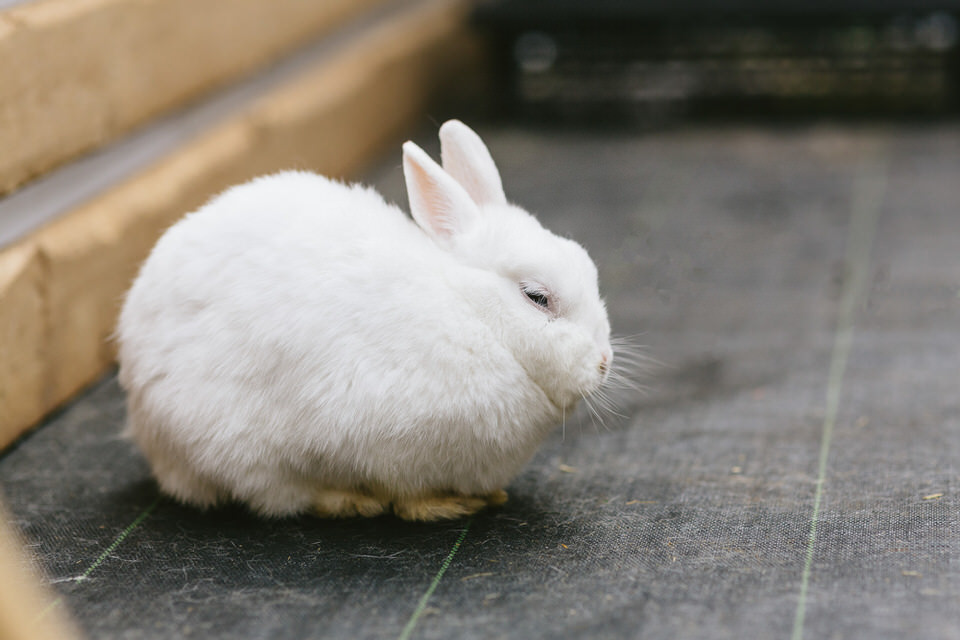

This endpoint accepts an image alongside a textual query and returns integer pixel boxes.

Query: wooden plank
[0,0,389,196]
[0,0,483,447]
[0,242,45,445]
[0,500,79,640]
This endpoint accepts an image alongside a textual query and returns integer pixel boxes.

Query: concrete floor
[2,121,959,639]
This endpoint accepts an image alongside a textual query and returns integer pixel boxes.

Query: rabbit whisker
[571,333,651,430]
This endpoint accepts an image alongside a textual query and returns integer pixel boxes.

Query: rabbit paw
[393,490,508,521]
[312,489,388,518]
[483,489,509,506]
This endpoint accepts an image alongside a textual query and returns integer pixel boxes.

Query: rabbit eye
[526,290,549,307]
[521,285,551,311]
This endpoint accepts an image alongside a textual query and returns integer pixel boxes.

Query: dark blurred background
[473,0,960,123]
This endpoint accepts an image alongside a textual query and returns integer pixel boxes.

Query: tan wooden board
[0,0,483,448]
[0,0,390,196]
[0,242,45,445]
[0,499,79,640]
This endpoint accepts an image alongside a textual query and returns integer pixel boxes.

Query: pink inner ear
[406,159,455,238]
[403,142,480,243]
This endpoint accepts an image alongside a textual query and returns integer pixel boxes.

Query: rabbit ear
[439,120,507,207]
[403,141,481,245]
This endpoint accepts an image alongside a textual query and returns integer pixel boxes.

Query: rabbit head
[403,120,612,414]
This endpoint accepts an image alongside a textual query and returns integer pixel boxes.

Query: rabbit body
[117,121,611,520]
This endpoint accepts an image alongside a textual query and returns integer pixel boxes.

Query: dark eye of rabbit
[523,287,550,310]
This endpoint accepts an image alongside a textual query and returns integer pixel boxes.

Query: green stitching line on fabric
[34,497,160,623]
[791,153,885,640]
[398,518,472,640]
[77,496,160,582]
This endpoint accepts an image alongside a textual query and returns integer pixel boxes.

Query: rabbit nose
[598,351,611,376]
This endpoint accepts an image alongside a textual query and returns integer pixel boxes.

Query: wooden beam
[0,0,389,195]
[0,242,45,444]
[0,499,80,640]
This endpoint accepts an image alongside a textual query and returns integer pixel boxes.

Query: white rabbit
[116,120,613,521]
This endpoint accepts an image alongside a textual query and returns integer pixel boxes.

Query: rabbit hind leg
[393,490,508,522]
[312,488,389,518]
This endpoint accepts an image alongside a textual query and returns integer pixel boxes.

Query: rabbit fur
[116,120,612,521]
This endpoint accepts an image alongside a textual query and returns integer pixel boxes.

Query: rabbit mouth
[550,380,598,416]
[519,367,573,418]
[526,359,609,417]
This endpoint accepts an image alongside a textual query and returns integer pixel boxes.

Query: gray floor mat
[1,122,958,639]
